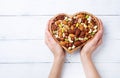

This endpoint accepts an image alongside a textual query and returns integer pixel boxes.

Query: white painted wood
[0,0,120,15]
[0,39,120,63]
[0,0,120,78]
[0,16,120,40]
[0,63,120,78]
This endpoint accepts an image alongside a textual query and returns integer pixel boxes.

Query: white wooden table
[0,0,120,78]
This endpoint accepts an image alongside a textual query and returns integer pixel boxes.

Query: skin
[45,19,103,78]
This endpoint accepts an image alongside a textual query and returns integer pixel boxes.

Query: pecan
[51,24,57,31]
[56,15,65,20]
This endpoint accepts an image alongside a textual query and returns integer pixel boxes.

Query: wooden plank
[0,63,120,78]
[0,16,120,40]
[0,39,120,63]
[0,0,120,15]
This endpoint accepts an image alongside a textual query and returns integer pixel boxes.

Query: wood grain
[0,0,120,15]
[0,0,120,78]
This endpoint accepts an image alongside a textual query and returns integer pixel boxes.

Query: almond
[74,41,81,47]
[75,29,81,37]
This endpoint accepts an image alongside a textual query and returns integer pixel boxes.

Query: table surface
[0,0,120,78]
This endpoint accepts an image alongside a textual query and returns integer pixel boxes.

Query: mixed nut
[51,12,98,51]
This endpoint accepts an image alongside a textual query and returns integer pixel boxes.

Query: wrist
[80,52,92,60]
[54,55,65,62]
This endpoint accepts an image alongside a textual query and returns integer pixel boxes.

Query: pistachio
[85,15,89,19]
[62,33,65,37]
[75,37,79,41]
[64,17,71,21]
[87,16,92,23]
[65,39,69,42]
[58,23,63,28]
[91,32,95,35]
[84,37,88,40]
[62,28,64,33]
[76,23,79,27]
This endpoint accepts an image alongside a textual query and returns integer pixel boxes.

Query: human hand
[45,20,66,60]
[80,19,103,58]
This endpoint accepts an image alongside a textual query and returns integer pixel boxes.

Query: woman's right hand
[80,19,104,58]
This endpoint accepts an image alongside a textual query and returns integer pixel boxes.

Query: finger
[46,18,53,32]
[45,28,56,44]
[98,19,104,32]
[96,38,102,47]
[45,38,52,49]
[91,30,103,44]
[45,18,53,41]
